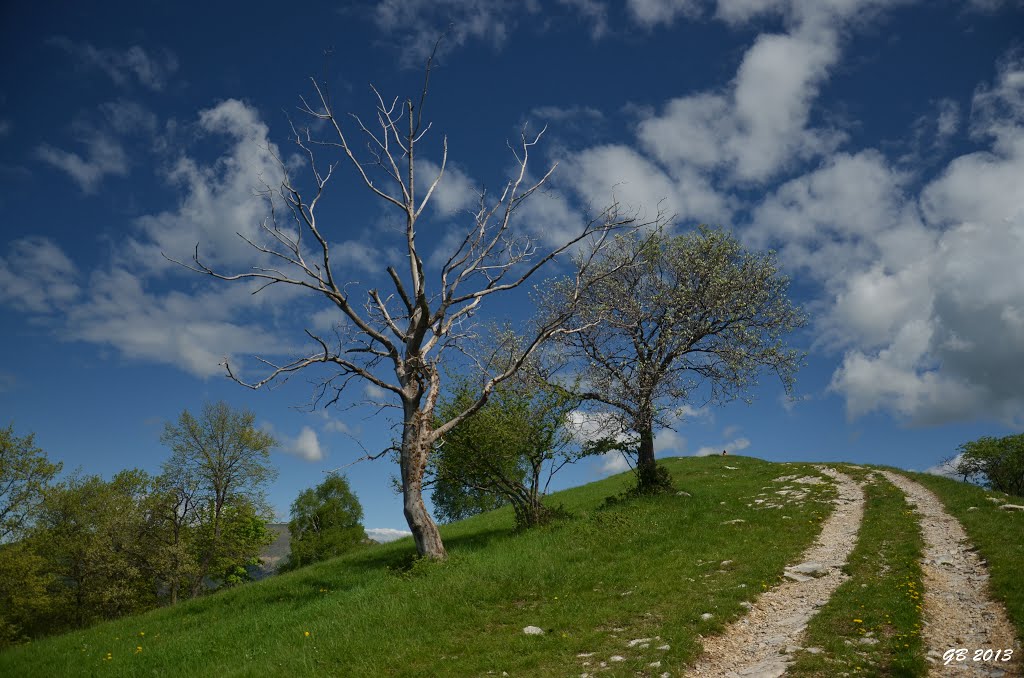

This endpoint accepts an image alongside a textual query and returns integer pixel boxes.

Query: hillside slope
[0,456,1020,677]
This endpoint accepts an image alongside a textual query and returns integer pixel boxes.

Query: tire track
[880,471,1021,677]
[691,467,865,678]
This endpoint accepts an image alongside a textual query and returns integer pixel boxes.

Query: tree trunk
[400,407,447,560]
[635,423,658,490]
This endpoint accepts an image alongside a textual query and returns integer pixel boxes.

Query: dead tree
[171,56,634,559]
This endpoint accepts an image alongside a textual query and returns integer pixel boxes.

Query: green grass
[0,456,838,677]
[788,465,927,677]
[895,469,1024,644]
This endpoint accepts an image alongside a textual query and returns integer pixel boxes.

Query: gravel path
[690,467,865,677]
[880,471,1022,677]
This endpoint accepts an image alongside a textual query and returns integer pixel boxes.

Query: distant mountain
[251,523,291,580]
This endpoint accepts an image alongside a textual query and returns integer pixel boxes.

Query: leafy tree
[0,423,62,542]
[953,433,1024,497]
[545,226,806,493]
[0,540,54,646]
[287,473,366,569]
[171,52,634,559]
[31,470,159,632]
[431,368,582,529]
[160,402,278,597]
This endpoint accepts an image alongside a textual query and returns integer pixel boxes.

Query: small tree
[0,423,62,543]
[431,367,582,529]
[161,402,278,596]
[286,473,366,569]
[172,53,634,559]
[544,226,806,493]
[954,433,1024,497]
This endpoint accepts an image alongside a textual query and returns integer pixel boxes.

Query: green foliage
[431,371,583,529]
[160,401,278,596]
[545,225,806,491]
[286,473,366,570]
[953,433,1024,497]
[0,423,62,542]
[29,470,162,633]
[0,541,54,647]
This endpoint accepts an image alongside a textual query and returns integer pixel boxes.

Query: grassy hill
[1,456,1020,677]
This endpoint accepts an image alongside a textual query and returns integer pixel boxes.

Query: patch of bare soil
[690,467,865,677]
[880,471,1021,677]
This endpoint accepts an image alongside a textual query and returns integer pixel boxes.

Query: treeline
[0,403,364,647]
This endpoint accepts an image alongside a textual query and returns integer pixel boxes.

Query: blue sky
[1,0,1023,539]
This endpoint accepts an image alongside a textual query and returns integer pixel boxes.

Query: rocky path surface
[880,471,1021,677]
[691,467,865,677]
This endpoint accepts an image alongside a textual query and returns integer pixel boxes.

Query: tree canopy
[953,433,1024,497]
[0,423,62,542]
[431,367,582,528]
[286,473,366,569]
[545,226,806,492]
[160,401,278,595]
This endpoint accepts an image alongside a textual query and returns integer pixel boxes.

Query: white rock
[649,660,662,668]
[577,652,595,657]
[999,504,1024,511]
[788,561,828,576]
[609,655,626,662]
[657,644,671,650]
[627,638,652,647]
[701,613,714,621]
[522,626,544,635]
[721,519,746,525]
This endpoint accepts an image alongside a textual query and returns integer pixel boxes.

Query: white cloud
[560,143,730,223]
[0,120,11,137]
[418,160,478,218]
[65,268,293,377]
[47,37,178,90]
[290,427,325,461]
[626,0,703,26]
[36,133,129,194]
[636,28,842,184]
[127,99,291,274]
[925,453,965,478]
[654,427,686,454]
[597,452,631,474]
[364,382,390,401]
[264,423,325,462]
[371,1,534,67]
[779,392,813,413]
[693,436,750,457]
[365,527,413,543]
[0,237,80,314]
[749,55,1024,427]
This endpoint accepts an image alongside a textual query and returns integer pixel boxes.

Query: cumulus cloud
[2,100,316,378]
[693,436,751,457]
[289,427,325,461]
[635,28,842,185]
[365,527,413,543]
[747,54,1024,427]
[47,37,178,90]
[264,423,325,462]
